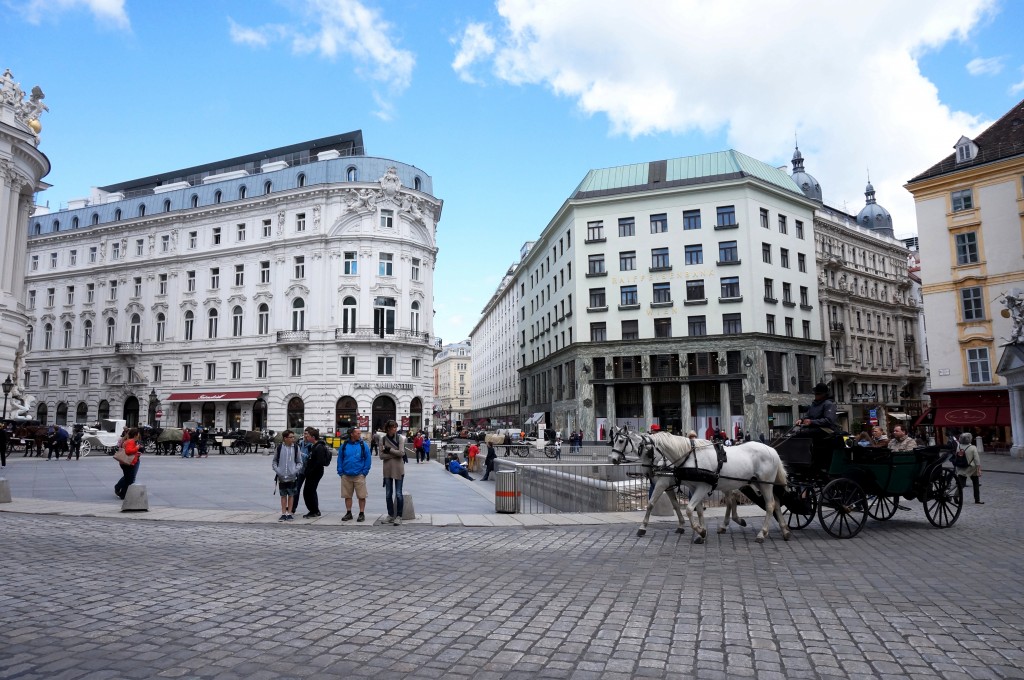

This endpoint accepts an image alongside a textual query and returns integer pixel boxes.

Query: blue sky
[3,0,1023,344]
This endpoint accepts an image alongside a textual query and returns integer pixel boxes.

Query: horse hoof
[738,519,747,527]
[699,528,707,539]
[636,529,646,537]
[717,527,727,534]
[755,535,765,544]
[675,527,685,535]
[783,532,791,542]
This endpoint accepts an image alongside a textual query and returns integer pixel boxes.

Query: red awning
[163,391,264,402]
[932,406,1005,427]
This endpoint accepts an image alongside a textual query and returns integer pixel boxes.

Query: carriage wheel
[143,440,157,454]
[79,441,91,458]
[866,494,900,521]
[544,446,558,459]
[516,446,530,458]
[924,467,963,528]
[818,478,868,539]
[782,485,818,530]
[232,441,247,455]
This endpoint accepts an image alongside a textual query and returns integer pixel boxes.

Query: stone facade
[433,340,471,432]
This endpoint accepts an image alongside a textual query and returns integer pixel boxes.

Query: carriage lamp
[2,375,12,419]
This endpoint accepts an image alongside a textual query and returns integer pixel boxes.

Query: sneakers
[384,516,395,524]
[393,516,402,526]
[284,514,294,521]
[342,511,354,521]
[357,512,365,522]
[278,514,288,522]
[303,512,321,519]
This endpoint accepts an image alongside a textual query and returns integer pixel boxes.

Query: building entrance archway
[371,395,396,434]
[123,396,139,428]
[336,396,358,434]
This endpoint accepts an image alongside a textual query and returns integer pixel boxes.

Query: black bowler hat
[812,382,829,395]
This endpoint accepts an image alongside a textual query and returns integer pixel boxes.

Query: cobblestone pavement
[2,470,1023,679]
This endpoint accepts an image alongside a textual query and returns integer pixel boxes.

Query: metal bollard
[495,470,520,513]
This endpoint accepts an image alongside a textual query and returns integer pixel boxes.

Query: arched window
[264,180,272,195]
[155,313,166,342]
[239,185,247,199]
[91,213,99,225]
[98,399,110,421]
[44,323,53,350]
[287,396,305,429]
[36,402,47,425]
[411,300,420,334]
[346,166,357,182]
[130,313,141,343]
[53,219,60,231]
[106,318,115,345]
[63,321,72,349]
[214,190,222,204]
[291,298,305,331]
[257,303,270,335]
[208,308,219,338]
[72,216,79,229]
[114,208,122,221]
[297,173,306,188]
[232,305,243,337]
[83,320,92,348]
[163,199,171,212]
[138,203,146,217]
[26,325,33,351]
[414,176,422,191]
[190,194,199,208]
[33,222,41,234]
[56,402,68,426]
[202,402,216,428]
[252,398,267,431]
[76,402,88,424]
[184,310,194,341]
[342,296,357,333]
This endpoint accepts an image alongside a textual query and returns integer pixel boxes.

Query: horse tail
[774,459,788,486]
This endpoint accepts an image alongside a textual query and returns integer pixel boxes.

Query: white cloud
[966,56,1006,75]
[461,0,1001,235]
[229,0,414,118]
[19,0,129,29]
[452,23,496,84]
[1012,67,1024,95]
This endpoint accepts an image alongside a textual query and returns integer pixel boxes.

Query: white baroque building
[22,131,443,434]
[432,340,471,432]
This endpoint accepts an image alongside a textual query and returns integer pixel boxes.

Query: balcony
[830,322,845,333]
[714,223,740,230]
[115,342,143,354]
[716,259,742,266]
[277,330,310,344]
[333,327,434,345]
[904,334,915,344]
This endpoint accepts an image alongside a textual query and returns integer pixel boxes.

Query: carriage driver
[798,383,838,432]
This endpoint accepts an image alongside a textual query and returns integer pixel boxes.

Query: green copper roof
[574,149,804,198]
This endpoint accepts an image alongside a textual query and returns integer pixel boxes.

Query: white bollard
[402,493,415,520]
[121,484,149,512]
[0,478,12,504]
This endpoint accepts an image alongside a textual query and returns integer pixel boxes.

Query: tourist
[337,426,372,522]
[272,431,303,522]
[114,428,142,500]
[379,420,406,525]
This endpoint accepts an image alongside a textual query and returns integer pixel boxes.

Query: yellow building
[905,97,1024,454]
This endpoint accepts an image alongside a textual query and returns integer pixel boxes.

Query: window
[89,247,97,263]
[782,282,792,303]
[83,321,93,348]
[653,282,671,303]
[292,298,305,331]
[620,285,638,306]
[297,173,306,188]
[762,243,772,264]
[718,241,738,263]
[589,288,606,308]
[618,218,635,237]
[111,241,120,260]
[186,270,196,292]
[133,277,142,297]
[802,320,811,339]
[257,359,268,379]
[185,312,195,339]
[65,286,74,305]
[207,309,219,338]
[412,358,421,377]
[798,253,807,272]
[86,283,94,303]
[760,208,769,229]
[777,248,789,269]
[182,364,192,382]
[191,195,199,208]
[778,215,787,234]
[590,322,607,341]
[259,260,270,284]
[716,205,736,227]
[380,209,394,229]
[237,223,246,241]
[290,357,302,376]
[344,252,358,275]
[214,190,222,204]
[682,209,701,230]
[684,244,703,265]
[108,280,118,301]
[114,208,122,221]
[210,268,220,289]
[189,231,197,249]
[377,356,393,376]
[239,185,247,199]
[340,356,356,375]
[48,252,57,268]
[63,322,72,349]
[41,370,49,386]
[764,278,775,300]
[651,247,670,269]
[619,251,636,271]
[258,304,270,335]
[158,273,167,295]
[961,287,985,321]
[135,239,144,256]
[69,249,77,265]
[46,287,55,307]
[378,253,393,276]
[951,189,973,212]
[341,297,357,333]
[410,301,421,333]
[955,232,979,265]
[767,314,776,334]
[654,317,672,338]
[686,280,705,301]
[588,254,605,275]
[800,286,809,306]
[206,362,216,381]
[688,315,707,336]
[150,365,159,383]
[648,213,669,234]
[411,258,421,281]
[966,347,991,383]
[785,317,794,336]
[234,264,244,286]
[30,255,38,271]
[155,313,166,342]
[586,221,604,241]
[621,320,639,340]
[262,219,272,237]
[721,277,740,299]
[347,166,357,181]
[212,227,221,245]
[28,290,36,309]
[231,361,241,380]
[294,256,305,279]
[232,306,243,336]
[795,221,804,239]
[105,318,115,345]
[296,213,306,232]
[373,297,396,337]
[26,326,33,351]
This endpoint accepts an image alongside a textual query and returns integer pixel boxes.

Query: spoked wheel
[79,441,91,457]
[544,446,558,459]
[143,440,157,454]
[515,447,531,458]
[924,467,963,528]
[782,484,818,530]
[232,441,247,455]
[866,494,900,521]
[818,478,868,539]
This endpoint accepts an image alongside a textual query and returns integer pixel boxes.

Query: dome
[856,181,894,238]
[790,146,822,202]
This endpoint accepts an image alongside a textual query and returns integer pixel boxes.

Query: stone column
[642,384,653,428]
[1010,386,1024,459]
[607,384,616,428]
[719,381,731,435]
[679,382,692,434]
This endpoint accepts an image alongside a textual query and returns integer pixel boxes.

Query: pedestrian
[379,420,406,525]
[954,432,984,504]
[67,425,83,460]
[299,426,329,518]
[197,428,209,457]
[414,431,424,463]
[290,432,312,514]
[482,442,497,481]
[181,427,192,459]
[272,430,304,522]
[554,437,562,460]
[467,440,480,471]
[114,428,142,500]
[337,426,372,522]
[447,455,475,480]
[422,433,432,463]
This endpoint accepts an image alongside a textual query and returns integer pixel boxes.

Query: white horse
[610,427,790,543]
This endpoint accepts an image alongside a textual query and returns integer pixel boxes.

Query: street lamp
[2,375,12,419]
[149,388,161,427]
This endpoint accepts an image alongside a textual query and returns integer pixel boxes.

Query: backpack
[317,442,333,467]
[952,445,969,468]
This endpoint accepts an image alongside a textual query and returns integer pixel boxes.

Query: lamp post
[149,388,161,427]
[2,375,12,420]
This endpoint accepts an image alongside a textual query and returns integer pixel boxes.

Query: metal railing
[334,327,433,344]
[276,330,310,343]
[114,342,143,354]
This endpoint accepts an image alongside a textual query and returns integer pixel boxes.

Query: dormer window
[955,135,978,164]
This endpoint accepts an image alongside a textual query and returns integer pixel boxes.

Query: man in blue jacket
[337,426,372,522]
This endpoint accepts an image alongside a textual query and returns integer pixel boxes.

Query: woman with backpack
[954,432,984,504]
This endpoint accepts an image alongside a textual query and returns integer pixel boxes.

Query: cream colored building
[433,340,471,431]
[905,96,1024,453]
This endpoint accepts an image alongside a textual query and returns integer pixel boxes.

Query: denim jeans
[384,477,404,518]
[181,441,191,458]
[115,460,139,498]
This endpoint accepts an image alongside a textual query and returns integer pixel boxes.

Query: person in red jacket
[115,428,141,500]
[467,441,480,471]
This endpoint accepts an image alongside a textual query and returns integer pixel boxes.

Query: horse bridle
[611,431,657,465]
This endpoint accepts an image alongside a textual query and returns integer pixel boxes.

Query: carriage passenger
[868,426,889,448]
[887,425,917,452]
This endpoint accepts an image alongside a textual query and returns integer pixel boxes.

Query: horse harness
[645,436,758,493]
